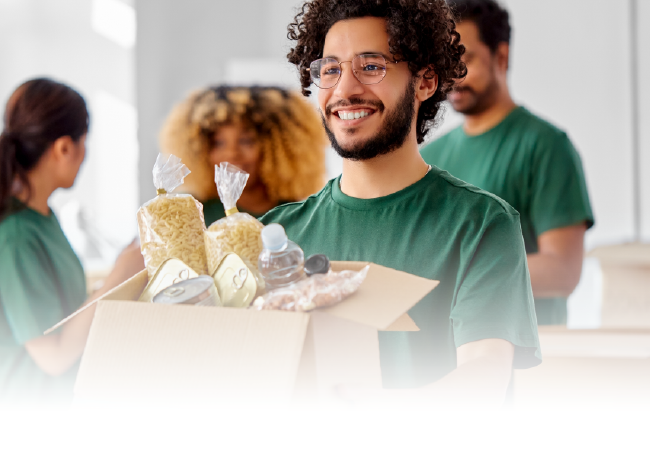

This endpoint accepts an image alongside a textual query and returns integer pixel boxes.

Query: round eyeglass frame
[306,54,404,89]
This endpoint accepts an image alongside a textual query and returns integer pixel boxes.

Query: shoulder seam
[436,171,519,216]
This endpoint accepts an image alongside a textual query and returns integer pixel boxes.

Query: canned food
[212,253,259,308]
[153,275,220,306]
[137,258,199,303]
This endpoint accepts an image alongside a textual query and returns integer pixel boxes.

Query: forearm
[527,252,582,297]
[25,271,127,376]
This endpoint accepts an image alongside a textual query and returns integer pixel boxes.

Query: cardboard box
[514,326,650,407]
[588,244,650,328]
[70,261,438,404]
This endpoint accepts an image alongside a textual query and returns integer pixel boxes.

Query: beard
[449,73,499,116]
[321,79,416,161]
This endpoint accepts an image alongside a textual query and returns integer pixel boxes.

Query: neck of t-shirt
[339,161,432,200]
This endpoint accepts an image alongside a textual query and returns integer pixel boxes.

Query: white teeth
[338,111,370,120]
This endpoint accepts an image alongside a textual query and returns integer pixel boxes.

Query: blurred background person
[421,0,594,325]
[0,78,144,405]
[160,85,328,226]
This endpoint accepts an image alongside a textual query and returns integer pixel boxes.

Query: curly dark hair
[287,0,467,143]
[449,0,511,52]
[160,85,327,202]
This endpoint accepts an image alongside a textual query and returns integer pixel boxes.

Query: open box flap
[103,269,148,301]
[323,262,438,331]
[43,270,149,335]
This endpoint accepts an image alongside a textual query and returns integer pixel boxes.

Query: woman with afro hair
[160,85,328,226]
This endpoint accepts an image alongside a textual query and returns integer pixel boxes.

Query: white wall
[638,0,650,241]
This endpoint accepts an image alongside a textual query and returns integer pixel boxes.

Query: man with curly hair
[421,0,594,326]
[261,0,541,404]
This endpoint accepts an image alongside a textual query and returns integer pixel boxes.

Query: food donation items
[137,154,208,278]
[136,158,368,312]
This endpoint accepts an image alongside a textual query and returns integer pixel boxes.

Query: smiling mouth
[335,109,375,121]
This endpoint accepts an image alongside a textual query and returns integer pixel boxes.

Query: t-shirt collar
[331,166,437,211]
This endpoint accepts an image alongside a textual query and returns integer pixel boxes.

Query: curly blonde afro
[160,85,327,202]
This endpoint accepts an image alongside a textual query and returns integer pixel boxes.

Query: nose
[332,61,364,99]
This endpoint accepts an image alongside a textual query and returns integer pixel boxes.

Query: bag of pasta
[138,154,208,278]
[204,163,264,274]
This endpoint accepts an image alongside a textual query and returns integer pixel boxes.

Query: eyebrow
[322,51,393,60]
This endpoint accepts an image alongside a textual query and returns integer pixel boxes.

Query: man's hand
[527,222,587,297]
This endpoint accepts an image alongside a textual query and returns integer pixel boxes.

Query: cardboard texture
[589,244,650,329]
[72,262,438,404]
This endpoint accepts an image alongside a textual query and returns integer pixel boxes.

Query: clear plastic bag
[204,163,264,274]
[138,154,208,278]
[252,265,369,312]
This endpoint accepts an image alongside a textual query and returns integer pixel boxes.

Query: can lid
[304,254,330,276]
[153,275,215,305]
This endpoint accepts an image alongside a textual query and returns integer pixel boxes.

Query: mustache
[453,86,475,94]
[325,98,385,117]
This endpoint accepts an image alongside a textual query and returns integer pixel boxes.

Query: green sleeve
[0,236,68,344]
[530,133,594,236]
[450,212,542,369]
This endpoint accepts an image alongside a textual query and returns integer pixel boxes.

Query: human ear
[496,42,510,72]
[50,136,75,162]
[416,67,438,102]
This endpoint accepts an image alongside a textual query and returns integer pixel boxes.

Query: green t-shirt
[0,202,86,404]
[202,197,287,227]
[260,168,541,389]
[421,106,594,325]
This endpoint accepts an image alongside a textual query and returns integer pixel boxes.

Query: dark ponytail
[0,78,89,218]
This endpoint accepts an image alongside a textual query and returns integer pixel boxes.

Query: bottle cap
[304,254,330,276]
[261,223,288,251]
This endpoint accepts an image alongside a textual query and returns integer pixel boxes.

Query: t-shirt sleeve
[529,132,594,236]
[0,235,68,344]
[450,212,542,369]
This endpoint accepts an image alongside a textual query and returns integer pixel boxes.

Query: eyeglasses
[307,54,404,89]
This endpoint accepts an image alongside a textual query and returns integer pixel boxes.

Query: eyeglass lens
[310,54,388,89]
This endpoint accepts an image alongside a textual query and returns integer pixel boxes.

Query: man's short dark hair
[448,0,511,52]
[287,0,467,144]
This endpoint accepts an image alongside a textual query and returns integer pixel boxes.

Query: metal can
[212,253,259,308]
[153,275,220,306]
[137,258,199,304]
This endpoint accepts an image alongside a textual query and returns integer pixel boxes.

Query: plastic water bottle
[258,223,305,290]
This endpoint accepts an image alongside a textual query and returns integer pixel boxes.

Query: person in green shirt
[159,86,328,226]
[420,0,594,325]
[261,0,541,405]
[0,78,144,405]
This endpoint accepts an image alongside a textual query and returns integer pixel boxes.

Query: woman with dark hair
[0,78,144,405]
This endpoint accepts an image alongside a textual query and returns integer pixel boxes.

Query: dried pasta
[204,162,265,274]
[205,216,263,274]
[138,195,208,277]
[138,154,208,277]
